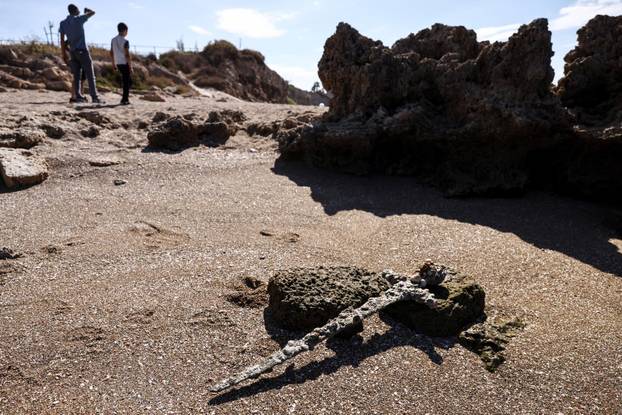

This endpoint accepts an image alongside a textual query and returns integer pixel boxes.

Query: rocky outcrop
[553,15,622,203]
[280,20,575,196]
[160,41,289,103]
[146,110,246,151]
[557,15,622,125]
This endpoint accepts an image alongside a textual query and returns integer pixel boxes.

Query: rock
[281,20,572,196]
[0,70,44,90]
[89,158,121,167]
[384,278,485,337]
[147,111,243,150]
[557,15,622,125]
[147,117,201,150]
[266,266,391,331]
[553,15,622,203]
[80,126,100,138]
[152,112,171,123]
[39,124,65,139]
[0,148,49,188]
[458,316,525,371]
[0,86,7,93]
[0,247,22,260]
[77,111,110,126]
[140,92,166,102]
[114,179,127,186]
[0,129,46,149]
[44,80,70,92]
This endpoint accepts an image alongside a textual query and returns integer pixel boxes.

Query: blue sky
[0,0,621,90]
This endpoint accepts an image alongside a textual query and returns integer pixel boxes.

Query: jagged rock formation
[557,15,622,125]
[279,20,575,196]
[146,110,246,151]
[553,15,622,202]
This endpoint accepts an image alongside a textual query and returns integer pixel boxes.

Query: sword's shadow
[209,312,455,406]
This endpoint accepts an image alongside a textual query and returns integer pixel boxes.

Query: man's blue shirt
[59,14,91,51]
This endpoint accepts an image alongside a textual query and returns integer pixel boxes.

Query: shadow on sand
[271,159,622,277]
[210,313,452,406]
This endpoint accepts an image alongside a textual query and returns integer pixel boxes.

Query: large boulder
[280,20,573,196]
[553,15,622,203]
[0,148,49,188]
[557,15,622,125]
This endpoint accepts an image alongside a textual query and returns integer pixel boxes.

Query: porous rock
[384,278,485,337]
[0,148,49,188]
[280,20,572,196]
[267,266,391,331]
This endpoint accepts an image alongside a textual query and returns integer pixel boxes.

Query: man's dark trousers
[70,48,98,100]
[117,64,131,102]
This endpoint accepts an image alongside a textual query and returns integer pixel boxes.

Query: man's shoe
[70,97,88,104]
[120,100,130,106]
[92,97,105,105]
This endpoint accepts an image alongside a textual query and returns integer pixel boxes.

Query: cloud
[216,8,295,39]
[550,0,622,31]
[475,23,521,42]
[128,2,143,9]
[189,25,212,36]
[477,0,622,41]
[270,64,319,90]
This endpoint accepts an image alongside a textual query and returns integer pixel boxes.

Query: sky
[0,0,620,90]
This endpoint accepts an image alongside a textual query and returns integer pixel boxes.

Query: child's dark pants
[117,64,132,102]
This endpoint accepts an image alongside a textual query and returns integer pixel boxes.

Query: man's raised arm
[79,7,95,23]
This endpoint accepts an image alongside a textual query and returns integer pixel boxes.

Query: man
[59,4,104,104]
[110,23,133,105]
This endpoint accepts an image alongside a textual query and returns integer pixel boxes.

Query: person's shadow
[271,159,622,277]
[209,312,452,406]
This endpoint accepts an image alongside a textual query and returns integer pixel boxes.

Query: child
[110,22,132,105]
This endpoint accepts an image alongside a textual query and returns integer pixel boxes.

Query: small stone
[114,179,127,186]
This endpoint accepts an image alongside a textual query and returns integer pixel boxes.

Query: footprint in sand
[129,221,190,248]
[66,326,105,344]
